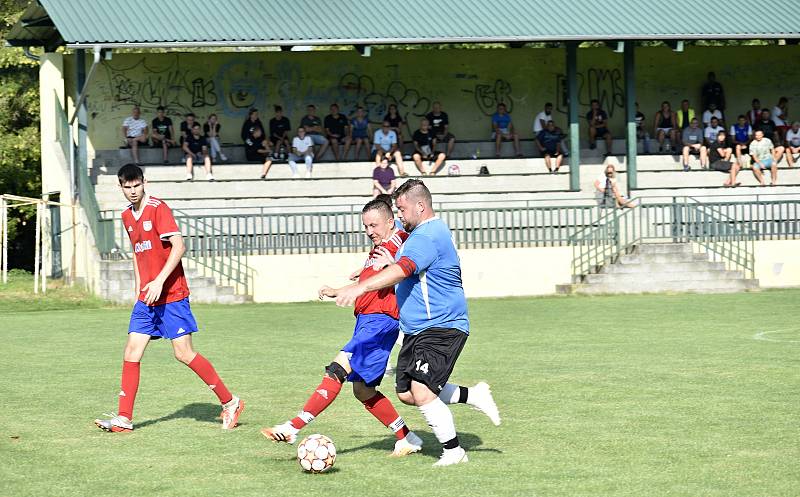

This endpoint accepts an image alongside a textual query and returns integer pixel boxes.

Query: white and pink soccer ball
[297,434,336,473]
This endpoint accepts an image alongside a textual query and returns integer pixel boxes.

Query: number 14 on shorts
[415,360,429,374]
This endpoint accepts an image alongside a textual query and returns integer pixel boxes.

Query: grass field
[1,281,799,496]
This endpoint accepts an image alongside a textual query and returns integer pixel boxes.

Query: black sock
[458,386,469,404]
[443,437,460,450]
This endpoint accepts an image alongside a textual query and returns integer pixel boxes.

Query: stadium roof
[6,0,800,50]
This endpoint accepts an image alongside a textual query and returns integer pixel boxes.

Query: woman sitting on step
[594,164,635,209]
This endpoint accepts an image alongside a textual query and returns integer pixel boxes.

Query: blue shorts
[128,298,198,340]
[342,314,400,387]
[755,156,774,170]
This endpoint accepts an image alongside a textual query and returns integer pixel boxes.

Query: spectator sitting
[635,102,650,154]
[122,106,148,165]
[491,102,522,158]
[183,122,213,181]
[533,102,555,135]
[268,105,291,160]
[179,112,196,145]
[241,108,264,149]
[300,104,330,159]
[652,101,677,153]
[705,130,740,186]
[372,156,397,198]
[701,71,726,113]
[753,109,785,163]
[204,113,227,162]
[289,126,315,179]
[772,97,789,144]
[412,119,446,175]
[241,127,272,179]
[150,106,175,164]
[324,103,352,161]
[586,99,613,156]
[594,164,633,209]
[350,106,372,160]
[676,99,696,134]
[749,129,778,186]
[702,102,724,128]
[729,115,753,165]
[372,120,407,176]
[536,120,564,174]
[681,118,704,171]
[383,103,406,146]
[426,101,456,157]
[704,117,725,146]
[746,98,762,125]
[785,121,800,167]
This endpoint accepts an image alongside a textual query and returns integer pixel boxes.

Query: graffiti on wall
[555,67,625,118]
[465,79,515,116]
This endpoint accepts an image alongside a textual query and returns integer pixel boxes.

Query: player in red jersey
[261,199,423,456]
[94,164,244,432]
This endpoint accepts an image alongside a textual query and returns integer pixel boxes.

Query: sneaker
[433,447,468,467]
[682,163,690,172]
[468,381,501,426]
[206,173,215,181]
[305,170,312,179]
[392,431,423,456]
[163,159,170,164]
[261,421,299,444]
[291,172,299,179]
[220,154,228,161]
[94,413,133,433]
[589,142,597,150]
[259,174,266,180]
[221,396,244,430]
[185,173,193,181]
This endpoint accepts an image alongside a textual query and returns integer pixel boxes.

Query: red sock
[363,392,410,440]
[186,354,233,404]
[118,361,140,421]
[290,376,342,429]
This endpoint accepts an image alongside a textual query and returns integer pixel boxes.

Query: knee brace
[325,362,348,383]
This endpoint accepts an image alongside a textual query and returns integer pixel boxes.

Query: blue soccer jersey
[395,217,469,336]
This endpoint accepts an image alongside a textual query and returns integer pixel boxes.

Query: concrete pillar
[566,43,580,191]
[624,43,638,191]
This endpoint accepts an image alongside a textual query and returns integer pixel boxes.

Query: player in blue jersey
[335,179,500,467]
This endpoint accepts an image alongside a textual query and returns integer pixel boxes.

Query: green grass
[1,289,799,496]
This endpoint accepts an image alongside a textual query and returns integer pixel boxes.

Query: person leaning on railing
[594,164,634,209]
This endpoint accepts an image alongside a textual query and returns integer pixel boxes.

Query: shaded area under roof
[7,0,800,49]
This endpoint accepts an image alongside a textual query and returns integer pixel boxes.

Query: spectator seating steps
[557,243,759,294]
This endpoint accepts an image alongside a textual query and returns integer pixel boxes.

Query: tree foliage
[0,0,41,270]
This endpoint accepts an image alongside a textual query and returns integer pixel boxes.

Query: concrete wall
[57,45,800,151]
[248,246,573,303]
[754,240,800,288]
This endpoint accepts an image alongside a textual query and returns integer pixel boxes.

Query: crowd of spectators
[120,70,798,187]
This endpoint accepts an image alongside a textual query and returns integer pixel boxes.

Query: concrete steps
[558,242,759,295]
[99,260,248,304]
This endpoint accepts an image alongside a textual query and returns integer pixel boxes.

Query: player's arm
[141,233,185,305]
[334,260,411,307]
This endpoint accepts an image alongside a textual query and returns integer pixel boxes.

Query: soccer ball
[297,434,336,473]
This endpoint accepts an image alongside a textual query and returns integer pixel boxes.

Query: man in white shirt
[289,127,314,178]
[784,121,800,167]
[704,117,725,146]
[372,120,407,176]
[701,103,724,128]
[533,102,554,134]
[773,97,789,145]
[122,106,149,165]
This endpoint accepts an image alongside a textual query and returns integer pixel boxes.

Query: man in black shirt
[425,101,456,157]
[300,104,330,159]
[241,108,264,148]
[324,103,352,161]
[269,105,291,159]
[701,71,726,113]
[412,119,446,175]
[179,113,196,145]
[586,99,613,156]
[704,129,739,186]
[182,123,214,181]
[151,106,175,164]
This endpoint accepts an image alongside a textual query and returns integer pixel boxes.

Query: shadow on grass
[339,430,502,459]
[137,402,221,430]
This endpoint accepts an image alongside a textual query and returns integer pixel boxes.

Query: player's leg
[438,381,501,426]
[261,353,349,443]
[352,380,421,456]
[161,299,242,429]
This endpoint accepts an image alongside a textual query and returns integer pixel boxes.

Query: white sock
[418,397,457,445]
[439,383,460,404]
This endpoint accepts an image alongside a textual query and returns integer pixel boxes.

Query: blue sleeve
[402,232,437,274]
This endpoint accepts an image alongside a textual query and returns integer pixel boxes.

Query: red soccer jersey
[354,229,409,319]
[121,195,190,306]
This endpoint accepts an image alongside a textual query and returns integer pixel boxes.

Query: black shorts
[395,327,468,395]
[595,127,610,137]
[371,148,397,161]
[710,160,732,172]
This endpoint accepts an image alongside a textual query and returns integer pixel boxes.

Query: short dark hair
[185,112,195,118]
[249,107,258,114]
[307,104,316,109]
[362,198,393,219]
[192,122,201,129]
[737,114,746,120]
[590,99,599,105]
[717,130,726,137]
[156,105,165,111]
[752,98,760,104]
[274,105,282,112]
[375,193,393,209]
[393,179,432,207]
[118,163,144,184]
[545,102,553,107]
